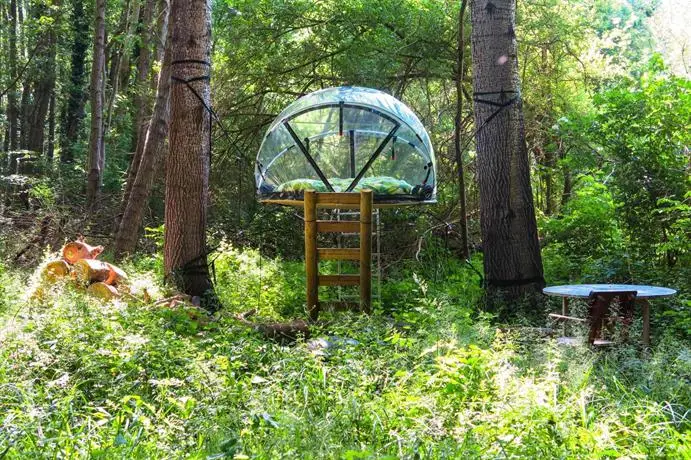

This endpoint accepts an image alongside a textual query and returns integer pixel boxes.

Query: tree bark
[132,0,155,152]
[19,81,31,148]
[470,0,544,304]
[115,0,170,257]
[561,166,572,208]
[47,90,56,159]
[86,0,106,204]
[60,0,89,163]
[7,0,19,151]
[118,0,141,94]
[164,0,218,311]
[121,0,155,212]
[105,0,130,132]
[26,23,56,153]
[454,0,469,260]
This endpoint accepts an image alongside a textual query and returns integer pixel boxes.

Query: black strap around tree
[485,276,545,288]
[472,89,520,130]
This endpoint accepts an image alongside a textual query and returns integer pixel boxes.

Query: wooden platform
[261,197,433,209]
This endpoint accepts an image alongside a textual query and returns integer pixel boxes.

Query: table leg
[562,297,569,336]
[588,295,609,345]
[618,294,636,342]
[640,299,650,348]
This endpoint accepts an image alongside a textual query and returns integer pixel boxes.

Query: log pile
[40,239,128,300]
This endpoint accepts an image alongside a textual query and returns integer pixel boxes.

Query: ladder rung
[316,193,361,207]
[319,274,360,286]
[317,220,360,233]
[318,248,360,261]
[548,313,587,323]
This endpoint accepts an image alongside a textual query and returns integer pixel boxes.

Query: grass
[0,247,689,458]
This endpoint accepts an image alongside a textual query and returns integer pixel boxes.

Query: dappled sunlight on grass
[0,249,688,458]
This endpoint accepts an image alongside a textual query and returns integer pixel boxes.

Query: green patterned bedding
[276,176,413,195]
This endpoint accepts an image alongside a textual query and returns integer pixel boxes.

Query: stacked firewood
[42,240,128,300]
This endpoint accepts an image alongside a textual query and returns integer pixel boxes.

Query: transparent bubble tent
[255,86,436,205]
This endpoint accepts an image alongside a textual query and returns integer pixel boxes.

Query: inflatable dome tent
[255,86,436,205]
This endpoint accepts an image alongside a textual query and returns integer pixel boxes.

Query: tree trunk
[543,147,555,215]
[164,0,218,311]
[118,0,141,94]
[132,0,155,152]
[454,0,469,260]
[26,25,56,154]
[47,90,56,159]
[60,0,89,163]
[470,0,544,305]
[7,0,19,151]
[115,0,170,257]
[561,166,572,208]
[86,0,106,204]
[105,0,141,136]
[105,0,130,133]
[121,0,155,212]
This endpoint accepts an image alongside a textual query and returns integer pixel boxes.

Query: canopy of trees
[0,0,687,305]
[0,0,689,457]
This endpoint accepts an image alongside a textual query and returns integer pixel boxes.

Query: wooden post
[304,191,319,320]
[641,299,650,348]
[359,190,373,313]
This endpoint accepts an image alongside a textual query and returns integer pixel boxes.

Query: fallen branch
[234,309,311,343]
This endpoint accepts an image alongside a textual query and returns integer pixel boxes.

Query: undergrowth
[0,249,689,458]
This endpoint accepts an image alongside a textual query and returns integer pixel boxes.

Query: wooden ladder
[304,190,372,321]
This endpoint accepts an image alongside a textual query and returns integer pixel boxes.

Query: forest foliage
[0,0,689,457]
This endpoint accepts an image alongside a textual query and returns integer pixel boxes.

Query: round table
[543,284,677,346]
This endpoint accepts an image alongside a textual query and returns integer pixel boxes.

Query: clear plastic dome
[255,86,436,204]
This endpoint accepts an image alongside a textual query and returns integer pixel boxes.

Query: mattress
[276,176,413,195]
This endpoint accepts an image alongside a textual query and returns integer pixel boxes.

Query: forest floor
[0,246,689,458]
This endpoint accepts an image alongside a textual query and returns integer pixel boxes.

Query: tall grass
[0,248,688,458]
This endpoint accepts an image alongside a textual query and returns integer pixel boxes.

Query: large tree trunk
[164,0,218,311]
[470,0,544,305]
[86,0,106,205]
[60,0,89,163]
[115,0,170,257]
[454,0,469,259]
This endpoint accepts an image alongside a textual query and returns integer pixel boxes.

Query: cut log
[72,259,112,285]
[72,259,128,286]
[87,282,120,300]
[62,241,104,264]
[105,263,128,285]
[42,259,70,282]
